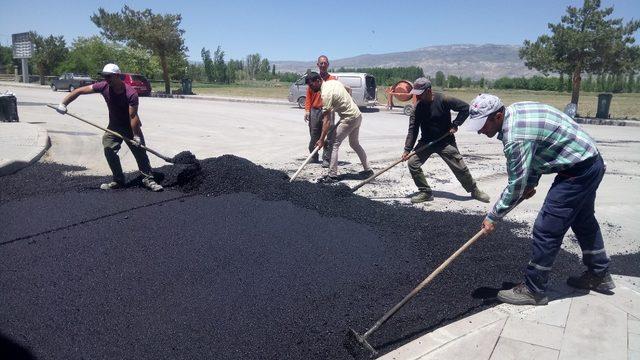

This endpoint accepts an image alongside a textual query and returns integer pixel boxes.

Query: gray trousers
[308,108,334,162]
[329,115,370,177]
[102,132,154,183]
[407,141,476,194]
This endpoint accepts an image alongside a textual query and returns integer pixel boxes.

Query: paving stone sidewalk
[380,275,640,360]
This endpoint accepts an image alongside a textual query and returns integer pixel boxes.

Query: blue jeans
[525,155,610,294]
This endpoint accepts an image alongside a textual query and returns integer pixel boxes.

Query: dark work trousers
[525,155,610,294]
[102,131,154,184]
[308,108,334,162]
[407,140,476,194]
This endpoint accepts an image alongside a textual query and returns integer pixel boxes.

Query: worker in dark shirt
[55,63,162,192]
[402,77,489,203]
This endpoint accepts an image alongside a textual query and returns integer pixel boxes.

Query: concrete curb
[0,123,50,177]
[149,92,291,106]
[574,117,640,127]
[0,81,49,89]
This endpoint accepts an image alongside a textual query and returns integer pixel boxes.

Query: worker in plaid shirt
[465,94,614,306]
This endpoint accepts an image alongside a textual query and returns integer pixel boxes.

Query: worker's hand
[304,112,310,122]
[482,218,496,234]
[130,136,142,147]
[522,187,536,200]
[449,127,458,134]
[56,103,67,114]
[315,139,325,149]
[401,151,411,161]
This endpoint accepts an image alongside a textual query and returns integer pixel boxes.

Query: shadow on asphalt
[0,332,36,360]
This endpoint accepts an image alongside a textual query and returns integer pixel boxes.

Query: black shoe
[567,270,616,292]
[317,175,339,184]
[359,169,374,179]
[321,160,330,168]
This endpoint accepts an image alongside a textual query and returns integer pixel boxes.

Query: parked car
[288,72,377,109]
[50,73,94,92]
[120,73,152,96]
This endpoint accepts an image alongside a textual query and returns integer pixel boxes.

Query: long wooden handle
[46,104,173,162]
[351,132,451,192]
[351,154,412,192]
[363,228,486,339]
[290,146,320,182]
[289,119,342,182]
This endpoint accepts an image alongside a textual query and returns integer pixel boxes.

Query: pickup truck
[51,73,95,92]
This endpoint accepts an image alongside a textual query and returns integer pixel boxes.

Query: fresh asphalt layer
[2,157,638,360]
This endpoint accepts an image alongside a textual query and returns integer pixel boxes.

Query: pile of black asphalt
[1,156,637,360]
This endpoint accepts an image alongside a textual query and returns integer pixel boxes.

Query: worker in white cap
[466,94,613,305]
[56,63,162,192]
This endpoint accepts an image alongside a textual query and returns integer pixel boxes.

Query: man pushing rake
[54,63,165,192]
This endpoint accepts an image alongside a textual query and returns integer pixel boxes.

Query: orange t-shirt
[304,73,337,111]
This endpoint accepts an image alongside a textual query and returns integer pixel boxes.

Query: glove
[56,103,67,114]
[131,136,142,147]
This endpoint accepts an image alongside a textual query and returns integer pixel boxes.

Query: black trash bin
[596,93,612,119]
[0,93,19,122]
[181,78,192,95]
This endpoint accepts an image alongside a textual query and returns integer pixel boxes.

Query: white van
[287,72,378,109]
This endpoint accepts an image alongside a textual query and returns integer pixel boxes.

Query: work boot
[100,181,123,190]
[567,270,615,292]
[497,283,548,306]
[359,169,374,179]
[471,187,490,203]
[142,178,164,192]
[317,175,339,184]
[321,160,330,168]
[411,191,434,203]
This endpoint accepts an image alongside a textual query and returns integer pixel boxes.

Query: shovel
[351,132,451,192]
[46,104,197,165]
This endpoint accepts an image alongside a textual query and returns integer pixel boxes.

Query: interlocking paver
[490,337,559,360]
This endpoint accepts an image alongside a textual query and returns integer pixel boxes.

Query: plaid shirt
[487,102,599,222]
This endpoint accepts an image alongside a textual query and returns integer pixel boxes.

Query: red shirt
[92,81,138,131]
[304,73,337,111]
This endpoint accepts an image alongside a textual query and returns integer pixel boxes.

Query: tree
[434,71,445,87]
[201,47,214,82]
[212,46,227,83]
[446,74,462,88]
[91,5,188,93]
[30,33,68,85]
[258,58,270,80]
[520,0,640,110]
[245,53,261,80]
[0,42,15,74]
[58,36,160,78]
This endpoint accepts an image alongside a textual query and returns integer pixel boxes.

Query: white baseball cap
[465,94,504,132]
[100,63,121,75]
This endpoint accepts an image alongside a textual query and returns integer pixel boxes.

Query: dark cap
[305,71,321,84]
[409,77,432,95]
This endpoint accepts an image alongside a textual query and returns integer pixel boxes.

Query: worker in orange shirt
[304,55,336,167]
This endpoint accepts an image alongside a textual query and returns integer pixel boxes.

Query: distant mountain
[272,44,541,80]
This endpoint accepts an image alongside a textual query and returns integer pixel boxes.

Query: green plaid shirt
[487,102,599,222]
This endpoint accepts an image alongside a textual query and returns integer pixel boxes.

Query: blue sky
[1,0,638,62]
